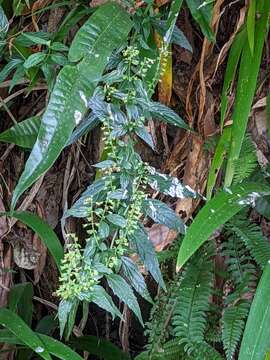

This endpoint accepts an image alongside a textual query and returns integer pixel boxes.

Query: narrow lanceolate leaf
[247,0,256,55]
[8,283,33,325]
[0,6,9,39]
[220,29,246,129]
[106,274,143,326]
[176,182,270,270]
[225,0,270,187]
[164,0,183,45]
[1,211,63,270]
[0,309,52,360]
[239,263,270,360]
[207,126,231,199]
[91,285,122,320]
[0,116,40,149]
[148,101,188,129]
[11,3,132,208]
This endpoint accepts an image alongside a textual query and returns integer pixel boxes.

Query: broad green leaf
[11,3,132,209]
[0,116,40,149]
[0,329,84,360]
[225,0,270,186]
[128,225,165,290]
[70,335,130,360]
[247,0,256,55]
[1,211,63,270]
[0,309,52,360]
[220,29,246,129]
[147,101,188,129]
[8,283,33,325]
[91,285,122,320]
[24,52,47,69]
[185,0,215,41]
[239,263,270,360]
[176,182,270,269]
[142,199,186,234]
[68,2,131,62]
[107,214,127,228]
[206,127,231,199]
[106,274,143,326]
[121,256,153,303]
[21,32,51,46]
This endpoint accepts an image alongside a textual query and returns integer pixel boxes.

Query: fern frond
[233,134,258,184]
[229,213,270,268]
[186,341,224,360]
[172,246,214,344]
[221,234,256,287]
[221,301,249,360]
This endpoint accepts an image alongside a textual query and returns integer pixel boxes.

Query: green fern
[186,341,224,360]
[233,134,258,184]
[172,245,214,344]
[229,213,270,268]
[222,301,249,360]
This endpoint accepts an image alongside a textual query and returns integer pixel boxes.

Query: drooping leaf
[247,0,256,55]
[107,214,127,228]
[58,300,74,338]
[66,113,99,146]
[142,199,186,234]
[135,126,155,150]
[147,101,188,129]
[128,225,165,290]
[0,309,52,360]
[24,52,47,69]
[0,116,40,149]
[1,211,63,270]
[121,256,153,303]
[163,0,183,45]
[11,3,132,208]
[91,285,122,320]
[69,335,130,360]
[176,182,270,269]
[0,5,9,39]
[239,263,270,360]
[106,274,143,326]
[225,0,270,186]
[0,58,23,84]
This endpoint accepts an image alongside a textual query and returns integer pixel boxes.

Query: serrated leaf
[135,126,155,150]
[106,274,143,326]
[142,199,186,234]
[24,52,47,69]
[12,3,132,209]
[148,101,188,129]
[0,309,52,360]
[99,221,110,239]
[58,300,74,338]
[1,211,63,270]
[239,263,270,360]
[121,256,152,303]
[65,178,107,218]
[92,285,122,320]
[107,214,127,228]
[0,116,40,149]
[177,182,270,270]
[128,225,165,290]
[66,113,100,146]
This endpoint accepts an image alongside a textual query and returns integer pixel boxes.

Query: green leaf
[220,29,246,129]
[247,0,256,55]
[11,3,132,209]
[0,58,23,84]
[50,42,69,52]
[239,263,270,360]
[206,127,231,199]
[164,0,183,45]
[1,211,63,270]
[225,0,270,186]
[69,335,130,360]
[0,5,9,39]
[176,182,270,269]
[255,196,270,220]
[8,283,33,325]
[106,274,143,326]
[107,214,127,228]
[0,309,52,359]
[24,52,47,69]
[128,225,165,290]
[68,2,131,63]
[21,32,51,46]
[91,285,122,320]
[185,0,215,41]
[0,116,40,149]
[58,300,74,338]
[148,101,188,129]
[135,126,154,150]
[121,256,153,303]
[142,199,186,234]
